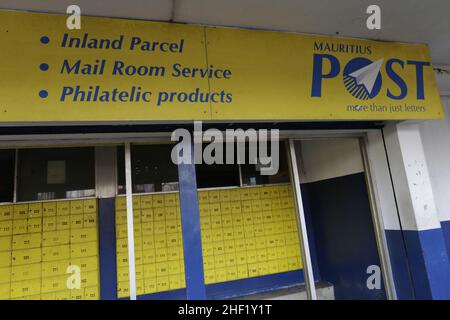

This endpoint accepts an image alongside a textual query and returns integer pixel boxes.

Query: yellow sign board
[0,10,444,123]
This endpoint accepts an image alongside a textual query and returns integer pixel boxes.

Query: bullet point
[40,36,49,44]
[40,63,49,71]
[39,90,48,98]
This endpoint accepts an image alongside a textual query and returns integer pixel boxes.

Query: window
[17,147,95,201]
[0,149,15,203]
[117,144,179,194]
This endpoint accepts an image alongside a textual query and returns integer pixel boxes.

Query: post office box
[232,213,244,227]
[83,213,97,228]
[0,205,12,221]
[280,197,291,209]
[224,240,236,253]
[247,264,259,277]
[10,278,41,298]
[163,193,176,207]
[152,194,164,208]
[84,286,99,300]
[200,215,211,230]
[234,239,246,252]
[204,270,215,284]
[153,207,165,222]
[154,234,167,248]
[155,247,168,263]
[220,202,231,215]
[70,200,84,214]
[154,221,166,234]
[143,263,156,279]
[165,219,178,234]
[11,263,41,281]
[142,249,156,265]
[43,216,57,232]
[221,214,233,228]
[41,275,67,294]
[222,227,234,241]
[166,232,179,247]
[70,256,99,273]
[277,258,289,272]
[261,199,272,211]
[83,199,97,213]
[219,189,230,202]
[207,204,219,217]
[0,235,11,252]
[42,245,70,262]
[252,212,264,226]
[70,288,85,300]
[142,235,155,251]
[197,191,209,204]
[167,246,180,261]
[271,198,281,210]
[42,260,70,277]
[140,195,153,209]
[259,187,272,199]
[208,190,220,203]
[155,262,169,277]
[54,290,71,300]
[144,277,157,294]
[201,243,214,257]
[0,266,10,283]
[12,233,41,250]
[225,253,236,267]
[0,220,12,236]
[214,267,227,283]
[250,188,260,200]
[70,214,84,229]
[115,197,126,211]
[56,201,70,216]
[245,237,256,251]
[235,251,247,265]
[236,265,249,279]
[226,266,238,281]
[55,215,70,231]
[228,189,240,202]
[0,282,9,299]
[70,241,98,258]
[71,227,98,244]
[241,200,252,213]
[251,200,262,213]
[239,189,251,201]
[210,215,222,229]
[13,204,28,220]
[156,276,169,292]
[117,281,129,298]
[214,254,226,269]
[132,196,141,210]
[28,203,42,218]
[81,270,99,288]
[203,256,215,270]
[42,202,57,216]
[42,230,70,247]
[11,248,40,265]
[27,217,42,233]
[165,206,177,221]
[231,202,242,214]
[141,208,153,223]
[243,213,253,226]
[12,219,27,235]
[169,274,182,290]
[258,263,269,276]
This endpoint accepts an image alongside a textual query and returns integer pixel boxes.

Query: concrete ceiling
[1,0,450,92]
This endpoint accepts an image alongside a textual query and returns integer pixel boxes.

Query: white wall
[296,138,364,184]
[418,96,450,223]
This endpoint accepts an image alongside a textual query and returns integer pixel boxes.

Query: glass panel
[17,147,95,201]
[0,149,15,203]
[117,144,179,194]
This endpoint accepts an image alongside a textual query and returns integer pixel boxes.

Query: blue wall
[301,172,386,300]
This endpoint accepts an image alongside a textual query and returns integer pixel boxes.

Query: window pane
[240,141,290,186]
[117,144,179,194]
[17,147,95,201]
[0,149,15,202]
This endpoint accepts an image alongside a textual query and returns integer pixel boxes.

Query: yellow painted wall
[0,199,100,300]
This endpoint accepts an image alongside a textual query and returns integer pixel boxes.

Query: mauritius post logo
[343,58,383,100]
[311,53,431,101]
